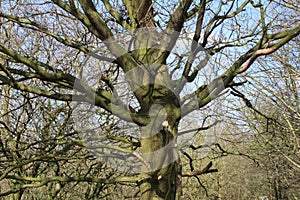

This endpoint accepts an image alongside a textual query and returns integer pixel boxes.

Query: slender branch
[6,175,139,184]
[182,161,218,177]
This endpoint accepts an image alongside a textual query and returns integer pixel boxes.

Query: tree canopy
[0,0,299,199]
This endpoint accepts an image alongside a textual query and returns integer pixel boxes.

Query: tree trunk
[139,162,178,200]
[138,112,180,200]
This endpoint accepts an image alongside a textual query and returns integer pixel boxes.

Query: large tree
[0,0,299,199]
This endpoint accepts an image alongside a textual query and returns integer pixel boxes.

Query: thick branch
[102,0,133,31]
[167,0,193,31]
[78,0,114,41]
[238,25,300,73]
[131,0,155,27]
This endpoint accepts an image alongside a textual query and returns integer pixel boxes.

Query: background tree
[240,43,300,199]
[0,0,299,199]
[185,29,299,199]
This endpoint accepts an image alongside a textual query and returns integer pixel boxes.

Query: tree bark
[138,108,180,200]
[139,162,178,199]
[139,130,179,200]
